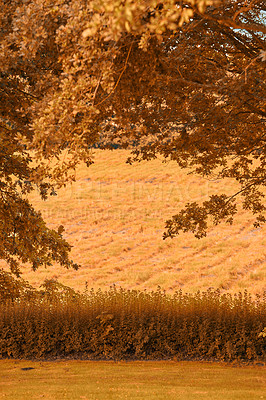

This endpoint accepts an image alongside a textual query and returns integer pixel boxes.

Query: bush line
[0,269,265,361]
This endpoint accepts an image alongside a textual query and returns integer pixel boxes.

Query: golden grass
[1,149,265,295]
[1,360,265,400]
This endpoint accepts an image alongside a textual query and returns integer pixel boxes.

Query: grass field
[1,149,265,295]
[0,360,265,400]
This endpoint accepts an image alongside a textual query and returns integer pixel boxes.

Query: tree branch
[95,42,133,107]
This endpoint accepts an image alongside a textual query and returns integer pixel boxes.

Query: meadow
[1,149,264,295]
[1,150,265,396]
[0,359,265,400]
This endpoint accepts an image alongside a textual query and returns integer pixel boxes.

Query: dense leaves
[0,130,79,275]
[0,272,265,361]
[0,0,265,273]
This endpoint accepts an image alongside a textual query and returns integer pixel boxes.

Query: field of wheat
[2,149,265,295]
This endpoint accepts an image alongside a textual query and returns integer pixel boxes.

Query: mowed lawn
[1,149,265,295]
[0,360,265,400]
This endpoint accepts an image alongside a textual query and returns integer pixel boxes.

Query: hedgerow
[0,269,265,361]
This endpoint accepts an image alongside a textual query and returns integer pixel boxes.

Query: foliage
[258,327,266,338]
[0,0,265,272]
[0,271,265,361]
[0,268,37,301]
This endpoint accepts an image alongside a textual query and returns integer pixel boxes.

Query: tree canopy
[0,0,265,275]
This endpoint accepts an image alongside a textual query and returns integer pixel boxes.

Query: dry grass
[2,149,265,295]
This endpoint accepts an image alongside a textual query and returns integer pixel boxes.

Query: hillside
[3,150,265,295]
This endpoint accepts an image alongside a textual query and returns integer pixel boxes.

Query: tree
[0,128,79,276]
[0,0,265,275]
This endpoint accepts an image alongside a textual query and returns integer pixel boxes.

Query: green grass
[0,360,265,400]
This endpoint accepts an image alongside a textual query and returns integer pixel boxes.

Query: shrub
[0,274,265,362]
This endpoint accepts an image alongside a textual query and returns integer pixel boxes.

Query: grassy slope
[2,149,265,294]
[0,360,265,400]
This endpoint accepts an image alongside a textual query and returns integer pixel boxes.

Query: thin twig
[225,179,266,205]
[233,0,256,22]
[95,42,133,107]
[92,73,102,105]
